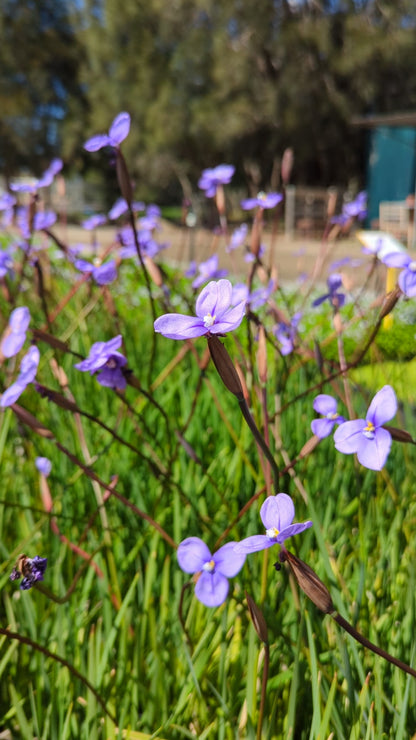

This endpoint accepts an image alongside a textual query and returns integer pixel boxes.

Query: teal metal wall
[367,126,416,223]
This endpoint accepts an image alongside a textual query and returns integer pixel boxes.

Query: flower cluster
[178,494,312,607]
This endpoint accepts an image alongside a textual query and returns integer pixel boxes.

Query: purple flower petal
[93,260,117,285]
[277,521,313,543]
[400,268,416,297]
[84,134,111,152]
[213,542,246,577]
[382,252,410,269]
[195,571,229,607]
[313,394,337,416]
[0,379,27,406]
[356,427,392,470]
[366,385,397,427]
[9,307,30,334]
[1,331,26,358]
[311,418,335,438]
[154,314,206,340]
[334,419,366,453]
[108,112,131,145]
[177,537,212,574]
[35,457,52,476]
[260,493,294,531]
[234,535,275,554]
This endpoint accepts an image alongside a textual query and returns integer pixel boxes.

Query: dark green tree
[0,0,86,180]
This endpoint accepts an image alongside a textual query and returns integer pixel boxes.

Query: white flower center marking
[203,313,216,328]
[326,412,339,420]
[266,527,279,540]
[202,559,215,573]
[363,420,375,439]
[409,261,416,271]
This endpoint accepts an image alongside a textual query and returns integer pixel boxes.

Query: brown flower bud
[283,550,334,615]
[207,335,244,399]
[246,592,268,643]
[256,326,267,384]
[10,404,54,439]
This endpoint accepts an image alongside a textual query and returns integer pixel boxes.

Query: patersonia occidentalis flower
[198,164,235,198]
[10,554,48,590]
[311,394,345,438]
[84,112,131,152]
[75,335,127,390]
[234,493,312,555]
[154,279,246,340]
[334,385,397,470]
[177,537,245,607]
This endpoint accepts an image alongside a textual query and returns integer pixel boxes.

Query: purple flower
[74,335,127,390]
[234,493,313,555]
[35,457,52,476]
[311,394,345,438]
[248,279,276,311]
[274,312,302,356]
[312,273,345,308]
[177,537,245,607]
[381,252,416,297]
[1,306,30,358]
[82,214,107,230]
[334,385,397,470]
[226,223,248,253]
[244,244,265,263]
[108,198,129,220]
[240,191,283,211]
[0,249,13,279]
[33,210,57,231]
[198,164,235,198]
[1,345,40,407]
[342,191,367,221]
[74,258,117,285]
[84,112,131,152]
[154,279,246,340]
[191,254,228,289]
[10,555,47,590]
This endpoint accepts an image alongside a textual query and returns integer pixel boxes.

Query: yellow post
[383,267,398,329]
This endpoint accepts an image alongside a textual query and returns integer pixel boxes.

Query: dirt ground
[53,219,379,288]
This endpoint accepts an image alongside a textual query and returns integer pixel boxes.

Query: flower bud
[246,592,268,643]
[207,335,244,399]
[283,550,334,615]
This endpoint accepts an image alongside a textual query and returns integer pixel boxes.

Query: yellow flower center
[363,420,375,439]
[266,527,279,540]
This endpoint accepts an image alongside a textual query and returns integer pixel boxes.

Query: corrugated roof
[351,112,416,128]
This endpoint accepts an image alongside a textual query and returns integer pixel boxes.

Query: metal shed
[352,112,416,231]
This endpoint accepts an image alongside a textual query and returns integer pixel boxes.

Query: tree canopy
[2,0,416,199]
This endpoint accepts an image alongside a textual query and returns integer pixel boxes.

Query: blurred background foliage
[2,0,416,200]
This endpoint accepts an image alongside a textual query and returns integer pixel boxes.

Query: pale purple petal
[399,268,416,297]
[0,379,26,407]
[177,537,212,574]
[195,571,229,607]
[311,418,335,438]
[213,542,246,577]
[35,457,52,476]
[356,428,392,470]
[382,252,410,269]
[313,394,337,416]
[366,385,397,427]
[1,332,26,358]
[9,307,30,334]
[260,493,294,531]
[84,134,111,152]
[108,112,131,145]
[93,260,117,285]
[234,535,274,554]
[277,521,313,543]
[209,302,246,333]
[334,419,366,453]
[154,314,206,340]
